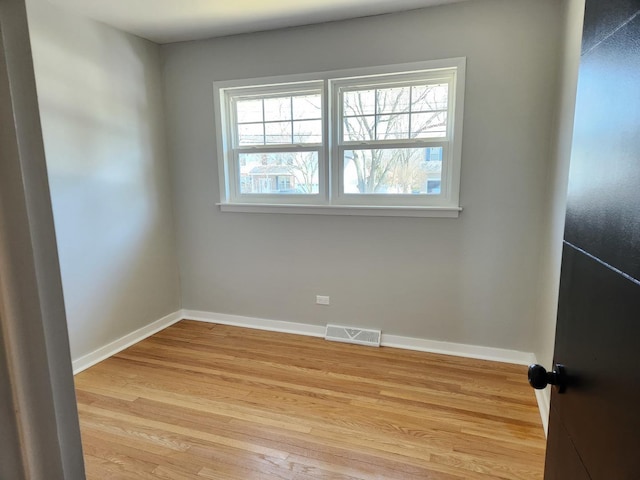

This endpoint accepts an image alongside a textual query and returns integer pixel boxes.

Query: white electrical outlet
[316,295,330,305]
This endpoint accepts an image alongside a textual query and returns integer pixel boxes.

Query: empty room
[2,0,639,478]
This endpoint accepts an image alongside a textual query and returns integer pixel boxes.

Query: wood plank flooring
[74,320,546,479]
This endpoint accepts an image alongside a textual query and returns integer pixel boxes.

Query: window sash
[229,86,324,148]
[335,76,455,146]
[229,145,326,204]
[333,143,450,206]
[224,83,327,204]
[331,72,457,206]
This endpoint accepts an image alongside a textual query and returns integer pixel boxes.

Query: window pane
[265,122,292,144]
[239,152,319,194]
[238,123,264,145]
[376,86,411,114]
[411,112,447,138]
[236,91,323,146]
[239,152,318,195]
[293,95,321,120]
[263,97,292,121]
[343,147,442,195]
[412,84,449,112]
[376,113,410,140]
[343,115,375,141]
[343,89,375,116]
[236,99,263,123]
[293,120,322,143]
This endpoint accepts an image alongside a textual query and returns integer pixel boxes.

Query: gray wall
[162,0,564,352]
[534,0,585,370]
[26,0,181,360]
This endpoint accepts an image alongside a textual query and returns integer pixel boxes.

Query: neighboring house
[241,164,297,193]
[424,146,443,194]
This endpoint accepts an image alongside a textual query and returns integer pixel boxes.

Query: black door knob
[528,364,567,393]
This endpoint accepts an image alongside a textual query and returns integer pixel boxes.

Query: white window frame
[214,58,465,218]
[216,80,327,206]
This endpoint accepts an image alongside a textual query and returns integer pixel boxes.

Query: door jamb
[0,0,85,478]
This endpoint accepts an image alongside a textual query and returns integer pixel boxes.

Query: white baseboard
[72,310,183,375]
[182,309,326,338]
[534,381,551,437]
[381,334,536,365]
[181,309,535,365]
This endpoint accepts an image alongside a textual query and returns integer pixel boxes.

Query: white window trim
[214,58,466,218]
[222,81,326,205]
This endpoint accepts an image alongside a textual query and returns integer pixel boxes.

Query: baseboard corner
[72,310,183,375]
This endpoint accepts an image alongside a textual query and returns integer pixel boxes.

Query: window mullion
[236,144,321,154]
[339,139,448,150]
[408,85,413,139]
[373,88,378,141]
[290,97,294,144]
[326,82,334,204]
[261,98,266,145]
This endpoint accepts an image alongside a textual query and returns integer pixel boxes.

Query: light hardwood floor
[75,320,546,479]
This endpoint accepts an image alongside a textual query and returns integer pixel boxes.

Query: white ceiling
[45,0,469,44]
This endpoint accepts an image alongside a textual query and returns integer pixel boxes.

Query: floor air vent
[325,324,381,347]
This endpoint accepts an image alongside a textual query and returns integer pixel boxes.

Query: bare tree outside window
[342,84,447,194]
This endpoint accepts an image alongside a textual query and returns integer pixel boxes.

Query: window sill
[217,203,462,218]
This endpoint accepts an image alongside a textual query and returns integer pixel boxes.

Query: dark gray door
[543,1,640,478]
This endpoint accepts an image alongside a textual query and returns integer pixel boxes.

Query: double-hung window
[215,58,465,217]
[219,81,325,204]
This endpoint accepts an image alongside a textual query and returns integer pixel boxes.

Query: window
[215,58,465,217]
